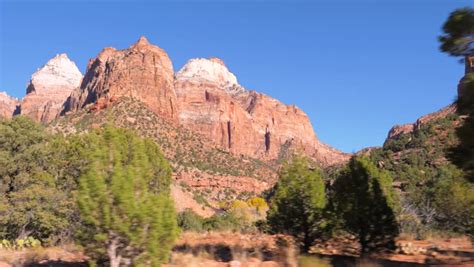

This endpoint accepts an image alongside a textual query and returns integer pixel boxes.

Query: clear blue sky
[0,0,471,152]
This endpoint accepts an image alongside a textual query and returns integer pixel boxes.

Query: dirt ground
[1,233,473,266]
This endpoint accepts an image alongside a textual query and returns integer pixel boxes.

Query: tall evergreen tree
[332,156,399,253]
[267,157,327,252]
[438,7,474,57]
[439,7,474,183]
[77,126,178,267]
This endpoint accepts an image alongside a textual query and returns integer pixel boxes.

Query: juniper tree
[332,156,399,253]
[439,7,474,183]
[439,7,474,58]
[77,126,178,267]
[267,157,327,252]
[0,117,79,243]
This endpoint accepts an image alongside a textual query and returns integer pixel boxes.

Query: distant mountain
[21,54,83,123]
[62,36,349,166]
[0,54,83,123]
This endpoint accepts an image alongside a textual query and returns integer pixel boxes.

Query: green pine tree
[439,7,474,183]
[77,126,178,267]
[332,156,399,253]
[0,116,79,243]
[267,157,327,252]
[438,7,474,57]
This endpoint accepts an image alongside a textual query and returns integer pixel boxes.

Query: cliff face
[64,36,178,122]
[0,92,18,119]
[175,57,349,165]
[20,54,83,123]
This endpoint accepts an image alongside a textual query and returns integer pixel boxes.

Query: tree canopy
[331,156,399,253]
[0,117,81,243]
[77,126,178,267]
[267,157,327,252]
[439,7,474,183]
[439,7,474,57]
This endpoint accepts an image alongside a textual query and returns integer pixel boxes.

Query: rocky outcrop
[64,36,178,122]
[20,54,82,123]
[387,105,457,140]
[175,57,349,166]
[0,92,18,119]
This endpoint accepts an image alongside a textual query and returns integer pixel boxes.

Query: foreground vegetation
[0,118,178,266]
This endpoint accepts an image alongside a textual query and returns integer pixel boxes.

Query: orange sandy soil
[0,244,88,266]
[311,235,474,266]
[1,233,473,266]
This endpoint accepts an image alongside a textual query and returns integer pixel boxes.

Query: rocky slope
[386,105,457,140]
[51,98,276,215]
[20,54,83,123]
[369,104,461,184]
[0,92,18,118]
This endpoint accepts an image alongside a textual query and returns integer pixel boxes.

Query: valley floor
[1,233,473,266]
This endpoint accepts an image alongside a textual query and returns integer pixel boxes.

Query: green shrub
[178,209,205,232]
[77,126,178,267]
[267,157,327,251]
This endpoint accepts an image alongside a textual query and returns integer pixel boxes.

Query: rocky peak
[20,54,83,123]
[176,58,244,94]
[26,53,82,94]
[133,35,150,47]
[0,91,19,118]
[64,36,178,122]
[59,38,348,167]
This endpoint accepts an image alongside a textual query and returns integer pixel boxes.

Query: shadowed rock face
[20,54,83,123]
[0,92,18,119]
[64,36,178,122]
[175,58,350,166]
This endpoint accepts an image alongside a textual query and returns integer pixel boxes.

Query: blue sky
[0,0,471,152]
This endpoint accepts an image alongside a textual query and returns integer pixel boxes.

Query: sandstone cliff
[0,92,18,119]
[64,36,178,122]
[175,57,349,166]
[20,54,82,123]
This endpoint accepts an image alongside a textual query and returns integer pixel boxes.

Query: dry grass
[172,231,297,266]
[0,244,87,266]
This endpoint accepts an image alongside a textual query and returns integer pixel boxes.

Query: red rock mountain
[62,37,349,166]
[20,54,83,123]
[0,92,18,118]
[175,57,349,165]
[3,36,347,168]
[65,36,178,122]
[6,36,350,214]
